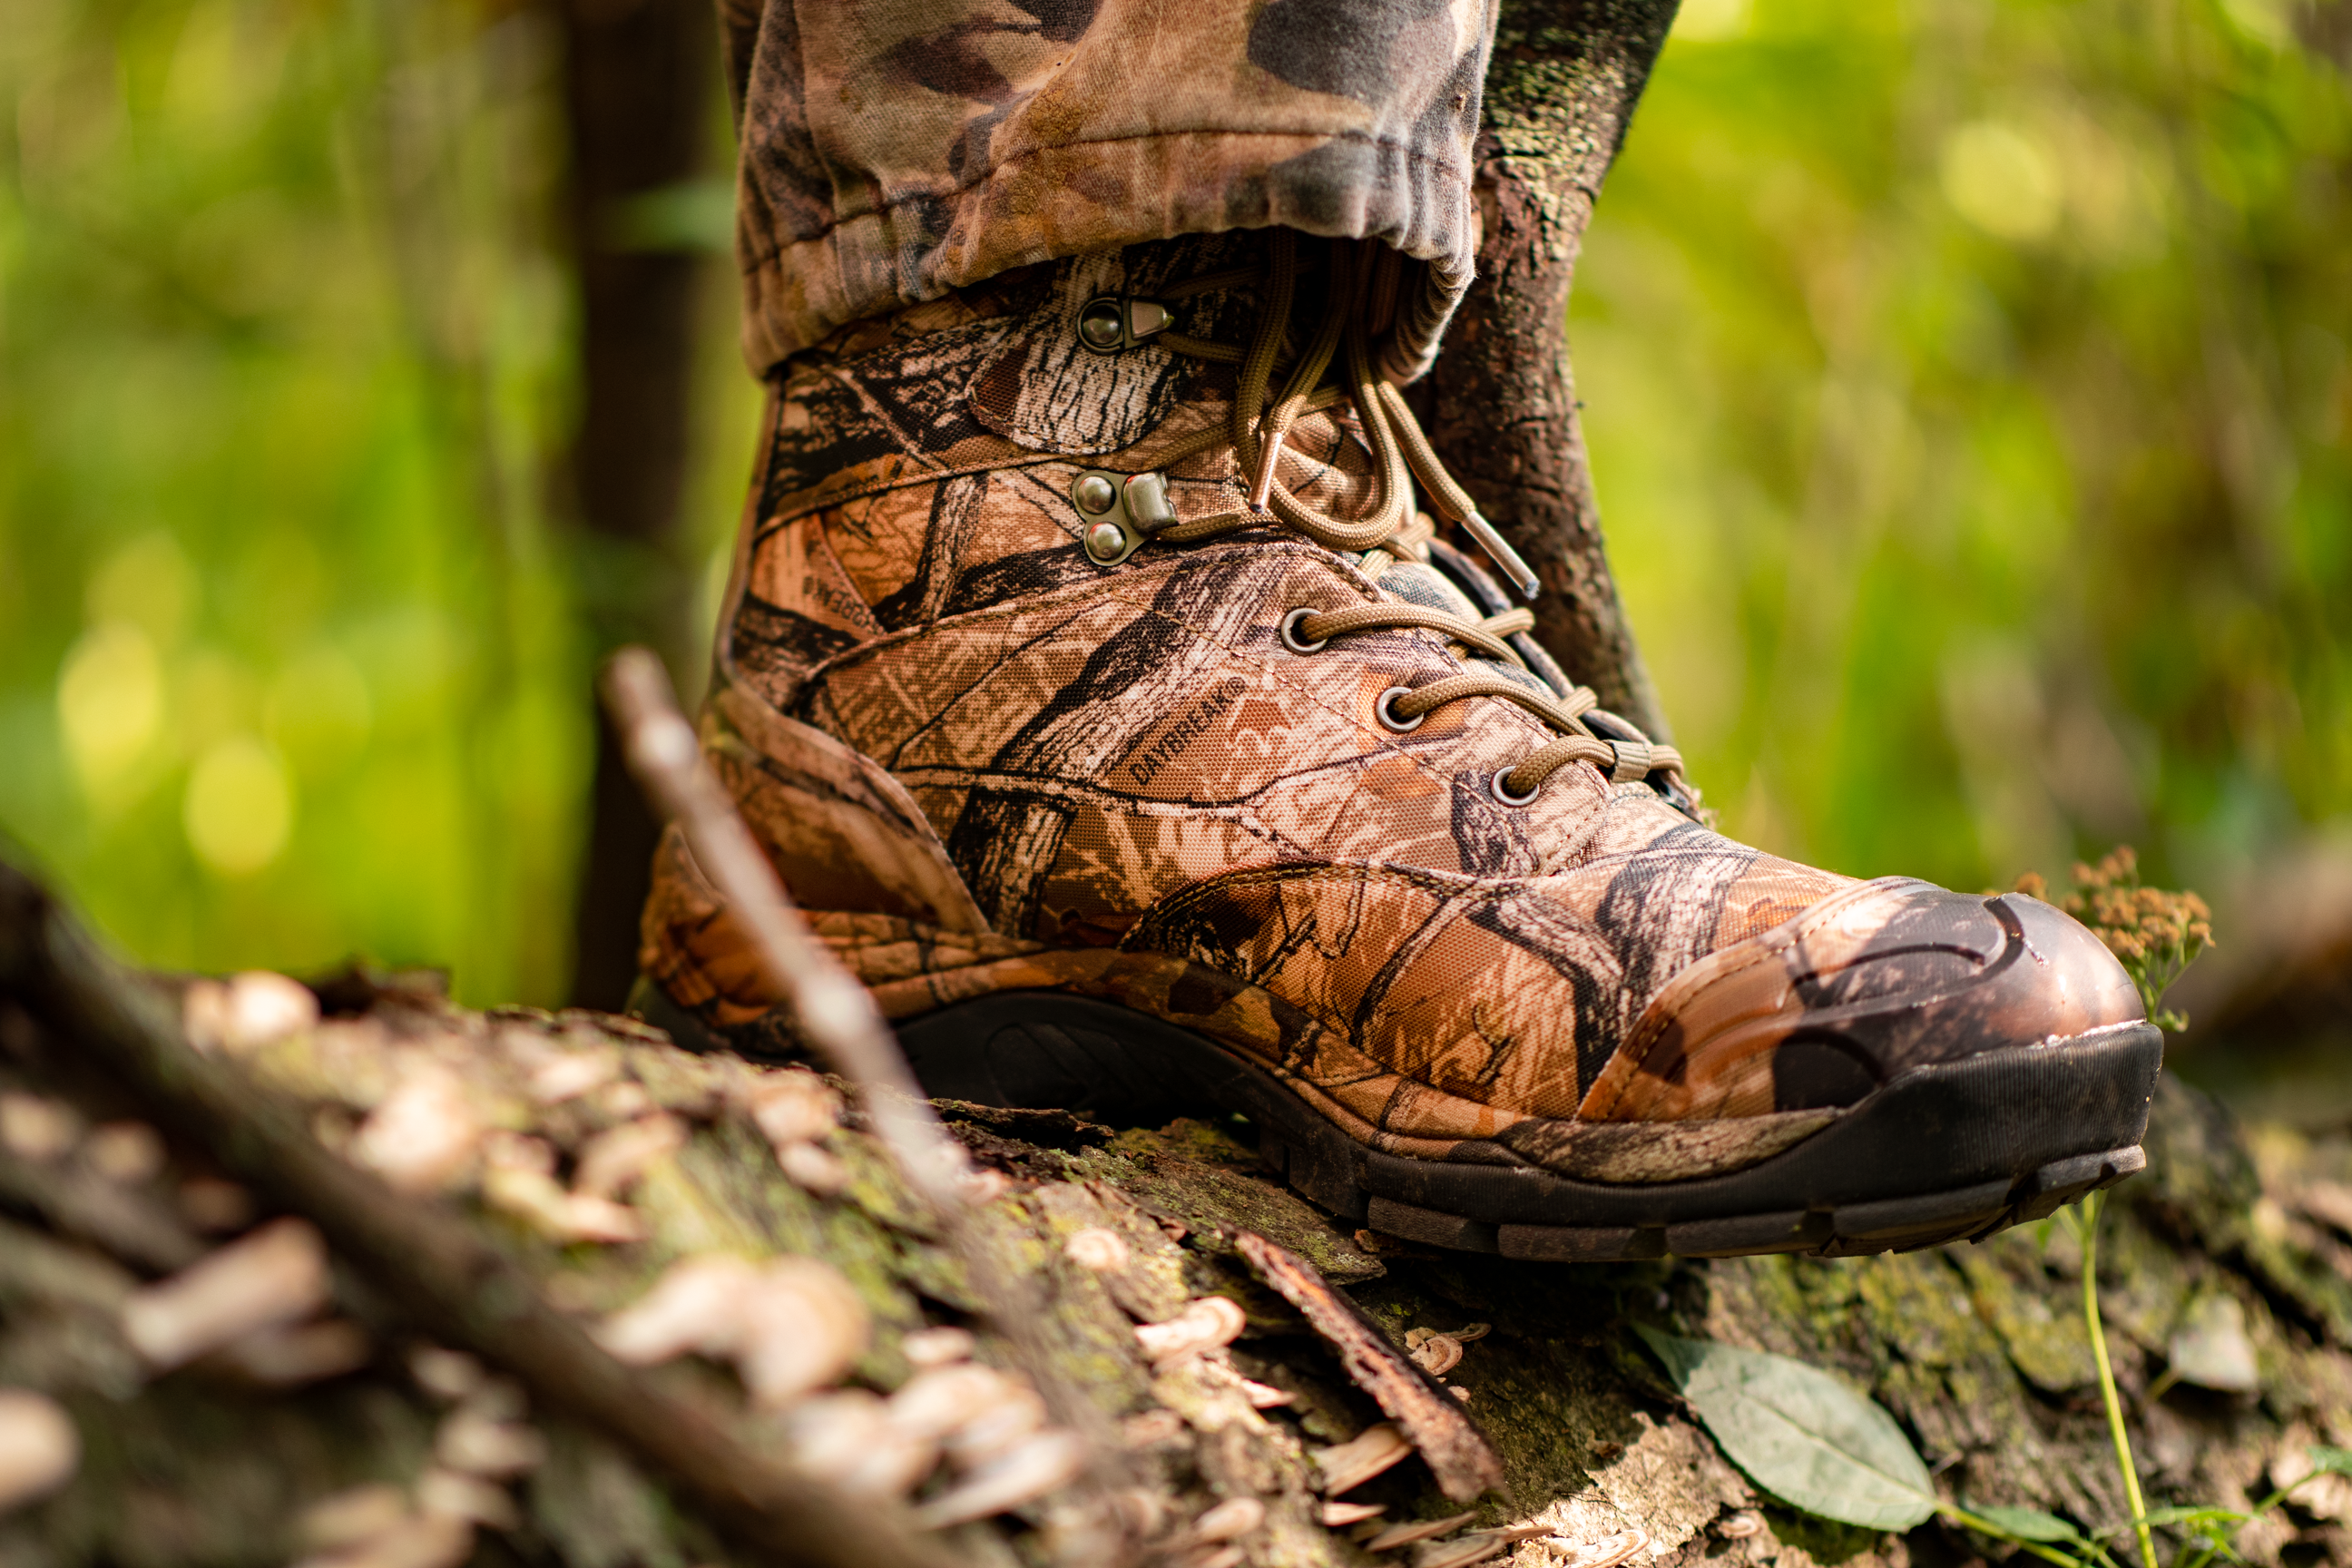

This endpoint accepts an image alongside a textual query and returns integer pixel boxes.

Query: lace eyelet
[1279,608,1328,654]
[1490,768,1542,807]
[1376,687,1426,734]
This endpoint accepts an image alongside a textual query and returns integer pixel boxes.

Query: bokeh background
[2,0,2346,1101]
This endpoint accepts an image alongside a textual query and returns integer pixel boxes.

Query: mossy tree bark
[5,853,2352,1568]
[1425,0,1681,741]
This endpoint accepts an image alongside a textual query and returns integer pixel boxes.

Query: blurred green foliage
[0,0,2344,1000]
[0,0,750,1001]
[1580,0,2350,897]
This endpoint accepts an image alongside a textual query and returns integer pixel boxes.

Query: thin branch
[0,858,949,1568]
[598,648,1133,1538]
[601,648,970,1209]
[1234,1230,1504,1504]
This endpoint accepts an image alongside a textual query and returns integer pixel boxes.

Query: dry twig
[0,858,947,1568]
[599,649,1130,1540]
[1234,1231,1504,1503]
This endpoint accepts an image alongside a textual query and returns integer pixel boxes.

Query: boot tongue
[1374,557,1488,626]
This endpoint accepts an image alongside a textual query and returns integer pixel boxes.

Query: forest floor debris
[6,881,2352,1565]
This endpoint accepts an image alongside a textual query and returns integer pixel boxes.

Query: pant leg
[718,0,1498,380]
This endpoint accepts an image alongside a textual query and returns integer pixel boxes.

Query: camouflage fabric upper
[717,0,1496,375]
[640,232,2144,1187]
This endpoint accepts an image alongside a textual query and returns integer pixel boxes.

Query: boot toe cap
[1597,880,2149,1121]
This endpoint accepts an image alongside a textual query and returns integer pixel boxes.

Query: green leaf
[1969,1504,2083,1542]
[2308,1446,2352,1476]
[1634,1325,1936,1532]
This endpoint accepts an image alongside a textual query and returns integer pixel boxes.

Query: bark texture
[560,0,715,1010]
[5,857,2352,1568]
[1426,0,1680,741]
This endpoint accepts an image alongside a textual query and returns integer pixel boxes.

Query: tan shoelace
[1138,233,1686,802]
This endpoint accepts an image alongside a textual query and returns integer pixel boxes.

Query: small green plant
[1635,860,2345,1567]
[1642,1230,2351,1567]
[2015,848,2212,1031]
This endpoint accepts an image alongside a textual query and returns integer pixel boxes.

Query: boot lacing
[1140,231,1686,803]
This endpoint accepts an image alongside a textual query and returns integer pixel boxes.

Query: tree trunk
[1426,0,1679,741]
[558,0,714,1011]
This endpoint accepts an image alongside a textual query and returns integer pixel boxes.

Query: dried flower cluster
[2015,845,2213,1031]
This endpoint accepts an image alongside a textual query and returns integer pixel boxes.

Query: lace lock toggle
[1072,469,1177,565]
[1076,295,1171,354]
[1607,739,1655,785]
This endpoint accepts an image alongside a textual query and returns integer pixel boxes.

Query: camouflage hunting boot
[640,231,2161,1261]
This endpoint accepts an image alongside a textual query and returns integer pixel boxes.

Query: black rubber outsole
[890,992,2162,1261]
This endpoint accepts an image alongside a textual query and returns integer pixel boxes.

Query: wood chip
[900,1327,974,1368]
[1551,1528,1649,1567]
[291,1510,473,1568]
[1368,1512,1477,1552]
[184,971,318,1055]
[525,1049,620,1106]
[777,1140,849,1196]
[435,1408,545,1478]
[1239,1378,1294,1407]
[297,1484,408,1553]
[1322,1501,1387,1527]
[121,1216,331,1370]
[908,1429,1084,1528]
[1187,1496,1266,1544]
[0,1388,79,1512]
[83,1122,165,1183]
[1063,1227,1132,1271]
[408,1347,485,1403]
[1235,1232,1504,1503]
[350,1063,479,1195]
[1178,1549,1243,1568]
[743,1069,841,1146]
[1410,1334,1464,1377]
[416,1467,519,1529]
[216,1318,373,1387]
[1312,1422,1413,1495]
[573,1115,685,1200]
[1414,1538,1506,1568]
[1134,1296,1247,1367]
[1120,1408,1185,1448]
[0,1093,81,1162]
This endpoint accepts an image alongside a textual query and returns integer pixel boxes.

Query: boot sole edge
[890,990,2160,1259]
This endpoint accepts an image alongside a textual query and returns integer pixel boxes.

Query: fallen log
[4,858,2350,1568]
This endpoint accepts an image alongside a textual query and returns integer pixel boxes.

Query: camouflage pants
[716,0,1499,377]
